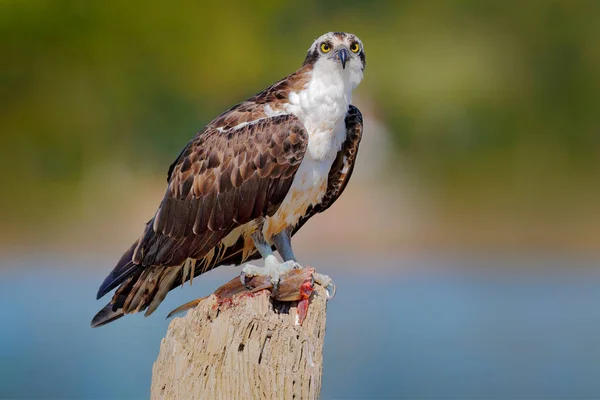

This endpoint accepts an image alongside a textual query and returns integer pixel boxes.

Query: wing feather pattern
[92,114,308,326]
[92,67,362,328]
[156,105,363,303]
[159,105,362,308]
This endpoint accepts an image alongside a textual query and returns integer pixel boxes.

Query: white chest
[262,67,352,239]
[286,66,351,162]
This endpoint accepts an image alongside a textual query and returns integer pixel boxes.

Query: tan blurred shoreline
[3,2,600,262]
[2,178,600,260]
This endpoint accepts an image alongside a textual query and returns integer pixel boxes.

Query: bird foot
[313,272,336,300]
[168,264,335,326]
[240,259,336,324]
[240,258,335,300]
[240,255,301,291]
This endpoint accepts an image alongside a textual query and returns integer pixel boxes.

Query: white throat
[286,61,357,161]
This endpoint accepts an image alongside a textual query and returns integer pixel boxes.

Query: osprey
[92,32,366,327]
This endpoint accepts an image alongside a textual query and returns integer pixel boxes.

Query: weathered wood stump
[151,270,328,400]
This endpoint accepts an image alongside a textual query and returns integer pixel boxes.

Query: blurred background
[1,1,600,398]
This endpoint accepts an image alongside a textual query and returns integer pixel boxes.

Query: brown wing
[92,114,308,326]
[205,64,311,132]
[190,105,364,282]
[128,105,363,321]
[293,105,363,234]
[138,114,307,264]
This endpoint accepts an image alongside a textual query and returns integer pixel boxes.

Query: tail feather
[145,266,182,316]
[91,230,263,327]
[96,241,142,300]
[91,303,125,328]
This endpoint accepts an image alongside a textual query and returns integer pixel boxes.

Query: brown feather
[93,70,316,326]
[145,266,181,316]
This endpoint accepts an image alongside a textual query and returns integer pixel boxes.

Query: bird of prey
[92,32,366,327]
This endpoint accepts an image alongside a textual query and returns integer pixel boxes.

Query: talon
[241,257,303,294]
[270,277,280,298]
[278,260,301,274]
[240,271,247,287]
[325,281,336,300]
[313,272,336,300]
[269,271,281,287]
[240,263,262,288]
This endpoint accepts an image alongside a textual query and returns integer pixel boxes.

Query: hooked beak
[336,47,349,69]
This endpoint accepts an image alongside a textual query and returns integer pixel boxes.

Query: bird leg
[240,230,301,291]
[169,228,337,321]
[271,228,297,262]
[273,229,336,299]
[241,229,336,299]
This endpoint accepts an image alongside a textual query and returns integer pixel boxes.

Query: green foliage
[1,1,599,223]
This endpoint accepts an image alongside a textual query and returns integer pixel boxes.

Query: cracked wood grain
[150,285,328,400]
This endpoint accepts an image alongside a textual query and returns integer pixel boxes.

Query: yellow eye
[320,42,331,53]
[350,42,360,53]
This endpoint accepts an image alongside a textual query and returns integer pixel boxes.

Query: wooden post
[150,280,328,400]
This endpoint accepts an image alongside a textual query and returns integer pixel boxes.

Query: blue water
[1,254,599,398]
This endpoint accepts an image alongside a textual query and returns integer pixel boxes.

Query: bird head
[303,32,366,89]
